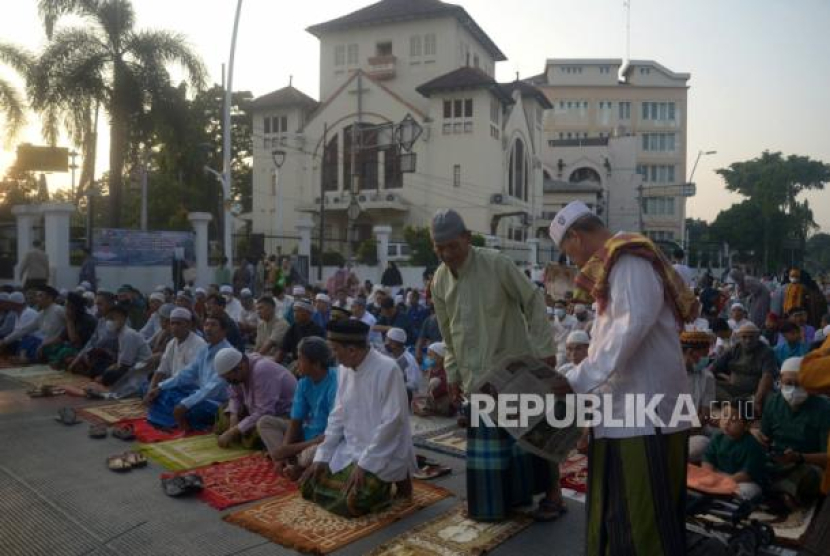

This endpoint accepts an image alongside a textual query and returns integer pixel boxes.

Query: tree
[805,233,830,274]
[0,42,32,144]
[404,226,439,267]
[716,151,830,271]
[32,0,207,226]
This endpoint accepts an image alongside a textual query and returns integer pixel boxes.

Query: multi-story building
[529,58,691,244]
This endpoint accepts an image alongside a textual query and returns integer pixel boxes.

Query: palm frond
[0,78,26,146]
[126,30,207,91]
[0,42,34,76]
[38,0,102,38]
[95,0,136,49]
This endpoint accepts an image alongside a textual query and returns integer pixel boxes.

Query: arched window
[508,138,528,202]
[322,134,338,192]
[569,167,602,184]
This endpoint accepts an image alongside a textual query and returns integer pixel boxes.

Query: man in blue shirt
[373,297,412,344]
[774,321,809,366]
[258,336,337,480]
[145,313,232,431]
[405,290,429,346]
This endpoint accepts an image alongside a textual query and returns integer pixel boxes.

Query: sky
[2,0,830,231]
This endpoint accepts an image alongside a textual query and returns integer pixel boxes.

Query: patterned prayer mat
[366,504,532,555]
[136,434,254,472]
[413,425,467,458]
[78,400,146,424]
[160,453,297,510]
[0,364,56,380]
[410,415,457,437]
[223,481,453,554]
[113,417,209,443]
[558,451,588,493]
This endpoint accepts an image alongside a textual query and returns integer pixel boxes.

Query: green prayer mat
[300,463,393,518]
[136,434,255,472]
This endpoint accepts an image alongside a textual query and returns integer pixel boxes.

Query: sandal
[531,499,568,522]
[55,407,80,425]
[122,451,147,468]
[112,423,136,441]
[107,454,131,472]
[88,423,108,439]
[413,464,452,480]
[28,385,66,398]
[162,473,203,497]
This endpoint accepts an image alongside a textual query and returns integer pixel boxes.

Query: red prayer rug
[558,451,588,493]
[161,453,297,510]
[116,417,209,443]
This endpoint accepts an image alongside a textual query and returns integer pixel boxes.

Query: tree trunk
[108,110,126,228]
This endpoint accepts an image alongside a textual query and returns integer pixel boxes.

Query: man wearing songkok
[254,295,289,356]
[300,320,416,518]
[384,327,421,403]
[259,337,337,480]
[144,308,205,395]
[712,322,777,409]
[431,208,556,522]
[756,357,829,508]
[213,347,297,450]
[550,200,696,555]
[204,293,245,351]
[0,285,65,362]
[276,298,325,365]
[681,330,717,463]
[145,314,232,431]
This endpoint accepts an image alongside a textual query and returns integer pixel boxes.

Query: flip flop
[107,454,131,472]
[55,407,80,425]
[88,423,108,439]
[28,385,66,398]
[413,464,452,480]
[531,499,568,522]
[112,423,136,441]
[122,451,147,468]
[162,473,203,497]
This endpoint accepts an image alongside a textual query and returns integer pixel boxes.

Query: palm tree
[0,42,33,145]
[32,0,206,226]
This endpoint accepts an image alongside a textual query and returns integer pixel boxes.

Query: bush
[403,226,439,267]
[356,239,378,265]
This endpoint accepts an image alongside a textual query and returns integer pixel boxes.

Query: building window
[263,116,270,134]
[322,134,338,192]
[464,99,473,117]
[443,100,452,119]
[410,35,421,57]
[642,133,676,152]
[641,102,676,121]
[639,67,651,75]
[443,97,473,133]
[376,41,392,57]
[453,164,461,187]
[600,66,610,74]
[642,197,676,216]
[347,44,358,65]
[335,45,345,66]
[424,33,436,56]
[637,164,675,183]
[490,97,499,123]
[473,54,479,68]
[508,139,528,202]
[646,230,675,241]
[383,144,402,189]
[619,101,631,120]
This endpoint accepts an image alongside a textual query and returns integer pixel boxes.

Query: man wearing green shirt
[430,209,558,522]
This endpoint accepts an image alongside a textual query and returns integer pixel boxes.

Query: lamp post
[271,149,286,248]
[685,149,717,251]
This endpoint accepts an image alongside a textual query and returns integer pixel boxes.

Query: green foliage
[356,238,378,265]
[471,233,486,247]
[404,226,439,267]
[805,233,830,273]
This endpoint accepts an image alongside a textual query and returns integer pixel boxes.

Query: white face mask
[789,277,798,284]
[781,384,808,406]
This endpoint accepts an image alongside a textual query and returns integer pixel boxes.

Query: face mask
[789,277,798,284]
[423,356,435,370]
[105,320,119,333]
[554,308,566,319]
[781,384,808,406]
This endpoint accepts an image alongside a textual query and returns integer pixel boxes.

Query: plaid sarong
[466,422,552,521]
[300,463,393,518]
[214,407,264,450]
[574,233,698,325]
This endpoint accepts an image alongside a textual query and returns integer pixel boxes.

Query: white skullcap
[149,292,166,303]
[548,200,592,246]
[292,285,306,296]
[170,307,192,321]
[80,281,92,290]
[240,288,252,297]
[780,357,803,374]
[220,285,233,294]
[293,299,314,313]
[75,286,86,294]
[386,327,407,344]
[83,291,95,301]
[566,330,591,345]
[155,285,167,293]
[315,293,331,303]
[730,303,746,312]
[9,292,25,304]
[214,347,243,377]
[372,285,386,294]
[194,287,206,295]
[428,342,446,357]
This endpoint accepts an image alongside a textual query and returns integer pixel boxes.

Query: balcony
[367,55,397,80]
[298,191,409,213]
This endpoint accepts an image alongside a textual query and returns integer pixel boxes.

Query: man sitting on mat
[258,336,338,480]
[212,347,297,450]
[144,314,232,431]
[300,320,417,518]
[0,285,65,362]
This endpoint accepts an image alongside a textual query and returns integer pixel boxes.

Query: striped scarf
[573,233,699,325]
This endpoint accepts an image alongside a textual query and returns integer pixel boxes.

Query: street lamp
[684,149,717,253]
[395,113,423,152]
[271,149,287,244]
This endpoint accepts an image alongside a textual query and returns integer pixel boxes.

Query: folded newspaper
[470,355,581,462]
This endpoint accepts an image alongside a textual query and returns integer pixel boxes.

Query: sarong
[586,430,688,556]
[466,422,552,521]
[214,407,264,449]
[147,387,221,431]
[300,462,393,518]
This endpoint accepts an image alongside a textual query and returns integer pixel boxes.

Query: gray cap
[158,303,176,319]
[431,209,468,243]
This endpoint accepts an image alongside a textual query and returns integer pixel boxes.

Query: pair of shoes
[29,385,65,398]
[88,423,108,439]
[55,407,80,425]
[107,451,147,472]
[111,423,135,441]
[161,474,204,497]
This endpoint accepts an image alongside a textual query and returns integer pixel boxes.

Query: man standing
[214,256,232,287]
[300,320,416,518]
[729,269,770,328]
[550,201,697,555]
[78,248,97,291]
[430,209,557,522]
[19,240,50,290]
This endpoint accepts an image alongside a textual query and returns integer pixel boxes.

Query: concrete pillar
[527,238,540,266]
[41,203,75,288]
[188,212,213,287]
[11,205,41,283]
[296,216,314,259]
[373,225,392,269]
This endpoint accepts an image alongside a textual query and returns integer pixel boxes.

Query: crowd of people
[2,204,829,554]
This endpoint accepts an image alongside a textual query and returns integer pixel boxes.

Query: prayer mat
[78,400,146,424]
[0,364,55,380]
[366,504,532,556]
[15,370,92,390]
[223,481,452,554]
[160,453,297,510]
[410,415,457,437]
[114,418,209,444]
[558,451,588,493]
[136,434,254,472]
[413,425,467,458]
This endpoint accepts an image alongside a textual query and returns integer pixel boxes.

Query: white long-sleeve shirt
[4,304,63,344]
[566,255,692,439]
[551,314,578,362]
[155,331,206,379]
[314,348,417,482]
